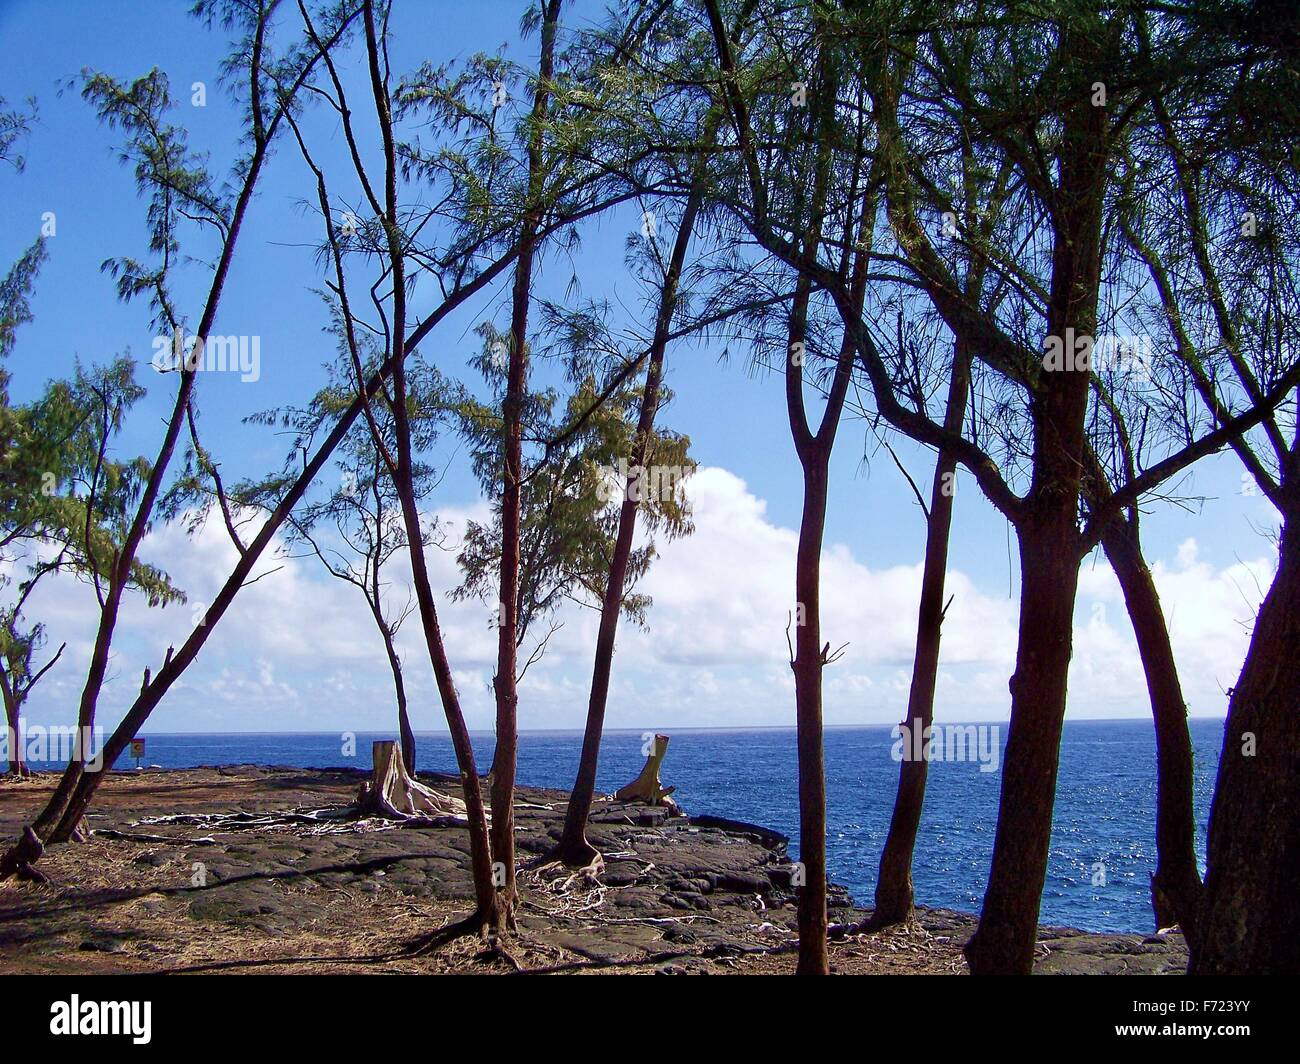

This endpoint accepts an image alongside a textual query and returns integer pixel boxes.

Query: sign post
[130,738,145,770]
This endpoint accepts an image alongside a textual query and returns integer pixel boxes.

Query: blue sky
[0,0,1281,738]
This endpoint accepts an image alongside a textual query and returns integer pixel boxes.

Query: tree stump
[614,734,677,808]
[354,740,465,819]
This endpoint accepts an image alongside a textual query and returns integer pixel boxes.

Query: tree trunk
[362,0,499,932]
[1102,514,1202,936]
[963,38,1105,972]
[3,686,26,778]
[487,0,561,925]
[792,460,832,974]
[1190,517,1300,974]
[555,417,655,867]
[871,340,969,927]
[17,127,279,846]
[964,518,1081,974]
[380,627,416,777]
[31,581,127,835]
[555,188,704,867]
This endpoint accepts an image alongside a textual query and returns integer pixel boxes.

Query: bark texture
[1191,518,1300,974]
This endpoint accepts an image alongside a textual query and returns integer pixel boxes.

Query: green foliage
[0,247,182,715]
[0,95,36,172]
[452,324,694,641]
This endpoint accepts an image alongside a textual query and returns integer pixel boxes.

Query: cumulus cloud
[7,466,1271,736]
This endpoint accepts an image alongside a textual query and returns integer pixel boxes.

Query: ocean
[31,717,1225,934]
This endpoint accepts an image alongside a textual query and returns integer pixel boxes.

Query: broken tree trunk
[614,734,677,807]
[354,741,465,820]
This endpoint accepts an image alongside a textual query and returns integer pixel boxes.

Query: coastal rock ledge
[0,766,1187,975]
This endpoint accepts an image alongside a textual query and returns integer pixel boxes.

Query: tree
[485,0,563,922]
[554,190,709,868]
[1,1,364,870]
[0,241,180,779]
[704,0,1299,973]
[11,0,640,884]
[454,357,691,695]
[267,354,449,776]
[1113,7,1300,966]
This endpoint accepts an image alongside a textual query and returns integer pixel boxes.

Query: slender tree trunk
[792,459,832,974]
[871,340,969,927]
[487,0,561,924]
[378,624,415,776]
[2,683,26,778]
[362,0,499,930]
[556,189,705,867]
[20,129,278,846]
[488,231,533,918]
[1190,516,1300,974]
[1102,514,1202,936]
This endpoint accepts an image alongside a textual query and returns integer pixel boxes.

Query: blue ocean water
[36,718,1225,933]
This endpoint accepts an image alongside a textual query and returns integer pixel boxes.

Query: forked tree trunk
[1102,513,1202,936]
[556,188,704,868]
[1191,517,1300,974]
[16,114,283,848]
[963,34,1105,973]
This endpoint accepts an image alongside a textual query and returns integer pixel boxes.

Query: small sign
[130,739,145,768]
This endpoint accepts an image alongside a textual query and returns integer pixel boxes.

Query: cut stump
[354,740,466,819]
[614,733,678,810]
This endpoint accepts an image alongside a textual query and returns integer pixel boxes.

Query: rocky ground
[0,766,1188,975]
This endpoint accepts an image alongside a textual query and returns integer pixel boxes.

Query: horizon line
[114,714,1228,738]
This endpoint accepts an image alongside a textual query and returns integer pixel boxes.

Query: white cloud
[6,466,1272,737]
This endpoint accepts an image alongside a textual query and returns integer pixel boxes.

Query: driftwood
[614,734,678,809]
[354,740,465,820]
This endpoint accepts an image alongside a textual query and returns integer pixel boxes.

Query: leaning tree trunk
[360,0,498,933]
[1102,513,1202,937]
[19,126,280,847]
[1190,517,1300,974]
[556,187,704,868]
[871,340,969,927]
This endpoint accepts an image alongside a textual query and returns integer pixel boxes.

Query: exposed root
[477,940,525,972]
[402,908,494,956]
[0,827,47,883]
[129,808,466,839]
